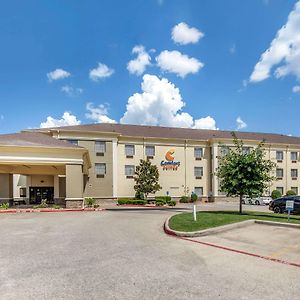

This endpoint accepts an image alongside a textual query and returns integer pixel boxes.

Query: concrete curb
[164,216,300,237]
[0,208,105,214]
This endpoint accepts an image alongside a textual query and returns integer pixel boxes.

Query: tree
[216,133,276,214]
[134,159,162,200]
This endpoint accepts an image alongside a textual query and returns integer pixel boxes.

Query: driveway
[0,210,299,300]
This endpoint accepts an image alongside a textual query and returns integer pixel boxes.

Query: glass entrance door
[29,187,54,204]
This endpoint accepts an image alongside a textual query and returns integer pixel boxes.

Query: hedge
[117,199,146,205]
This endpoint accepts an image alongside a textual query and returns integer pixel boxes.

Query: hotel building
[0,123,300,207]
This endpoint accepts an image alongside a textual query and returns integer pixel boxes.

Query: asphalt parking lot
[0,209,299,300]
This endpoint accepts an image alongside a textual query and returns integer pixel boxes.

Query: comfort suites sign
[160,149,180,170]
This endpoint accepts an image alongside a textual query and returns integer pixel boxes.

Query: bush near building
[271,190,282,199]
[117,198,146,205]
[286,190,297,196]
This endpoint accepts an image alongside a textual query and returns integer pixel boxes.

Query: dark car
[269,196,300,214]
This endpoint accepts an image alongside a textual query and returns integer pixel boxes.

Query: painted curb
[164,217,300,237]
[0,208,105,214]
[164,216,255,237]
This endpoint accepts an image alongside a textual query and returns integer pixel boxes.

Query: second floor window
[291,169,298,178]
[125,144,135,157]
[95,141,106,155]
[276,151,284,161]
[95,163,106,178]
[194,147,203,159]
[145,145,155,157]
[194,167,203,178]
[291,152,298,161]
[276,168,283,178]
[125,165,135,177]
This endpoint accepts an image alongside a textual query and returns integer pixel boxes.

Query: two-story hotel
[1,123,300,208]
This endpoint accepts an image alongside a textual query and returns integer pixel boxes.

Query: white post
[193,203,197,221]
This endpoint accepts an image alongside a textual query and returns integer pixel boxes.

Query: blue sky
[0,0,299,135]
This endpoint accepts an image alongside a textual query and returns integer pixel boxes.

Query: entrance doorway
[29,187,54,205]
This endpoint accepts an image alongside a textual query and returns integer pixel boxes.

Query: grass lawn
[168,211,300,232]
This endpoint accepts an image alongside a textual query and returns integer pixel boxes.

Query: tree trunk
[239,194,243,214]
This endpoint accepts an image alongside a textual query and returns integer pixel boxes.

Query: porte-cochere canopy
[0,132,91,208]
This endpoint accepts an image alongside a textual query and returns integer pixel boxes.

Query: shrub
[168,200,176,207]
[135,190,145,200]
[117,199,146,205]
[286,190,297,196]
[271,190,282,199]
[191,193,198,203]
[155,199,165,206]
[33,199,48,209]
[52,205,60,209]
[0,202,9,210]
[155,196,171,202]
[85,197,96,207]
[179,196,189,203]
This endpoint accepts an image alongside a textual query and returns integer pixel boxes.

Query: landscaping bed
[169,211,300,232]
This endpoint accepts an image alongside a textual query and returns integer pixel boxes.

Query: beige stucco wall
[0,174,13,200]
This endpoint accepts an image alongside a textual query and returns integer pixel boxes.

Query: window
[276,168,283,178]
[194,167,203,178]
[125,165,135,178]
[194,147,203,159]
[145,145,155,157]
[125,144,135,157]
[291,169,298,178]
[67,139,78,146]
[276,151,284,161]
[220,146,229,157]
[242,147,251,155]
[291,187,298,195]
[95,141,106,155]
[276,187,284,195]
[291,152,298,161]
[194,187,203,196]
[95,163,106,178]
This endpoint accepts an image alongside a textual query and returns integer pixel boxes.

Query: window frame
[291,168,298,179]
[145,145,155,158]
[194,167,203,179]
[194,187,203,196]
[291,151,298,162]
[276,151,284,161]
[194,147,203,160]
[276,168,284,179]
[95,141,106,156]
[95,163,106,178]
[125,165,135,178]
[125,144,135,158]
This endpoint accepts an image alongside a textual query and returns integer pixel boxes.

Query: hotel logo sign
[161,149,180,170]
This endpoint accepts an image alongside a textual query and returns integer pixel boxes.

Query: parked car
[242,196,272,205]
[269,196,300,214]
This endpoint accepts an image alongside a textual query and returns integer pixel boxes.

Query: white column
[54,175,59,199]
[112,138,118,198]
[211,144,219,197]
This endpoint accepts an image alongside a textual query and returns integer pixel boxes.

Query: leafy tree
[134,159,162,200]
[216,133,276,214]
[271,190,282,199]
[286,189,297,196]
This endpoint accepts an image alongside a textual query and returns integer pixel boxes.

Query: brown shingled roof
[35,123,300,145]
[0,132,82,149]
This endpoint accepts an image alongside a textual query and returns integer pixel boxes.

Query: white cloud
[85,102,116,124]
[292,85,300,93]
[120,74,217,130]
[171,22,204,45]
[40,112,81,128]
[250,1,300,82]
[89,63,114,81]
[61,85,83,97]
[156,50,204,78]
[236,117,247,130]
[127,45,151,75]
[47,69,70,82]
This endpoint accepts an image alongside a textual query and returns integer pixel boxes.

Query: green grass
[169,211,300,232]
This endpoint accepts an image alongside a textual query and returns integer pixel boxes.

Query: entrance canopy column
[0,174,13,204]
[65,164,84,208]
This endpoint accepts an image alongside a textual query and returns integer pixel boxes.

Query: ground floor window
[276,187,284,195]
[194,187,203,196]
[291,187,298,195]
